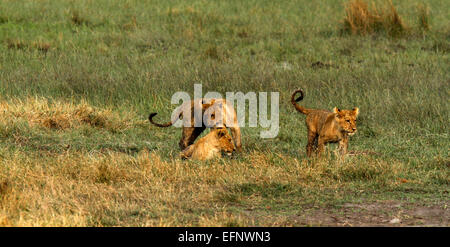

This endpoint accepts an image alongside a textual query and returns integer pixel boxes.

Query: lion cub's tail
[148,113,173,127]
[291,89,310,115]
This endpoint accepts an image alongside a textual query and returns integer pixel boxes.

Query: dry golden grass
[122,16,138,31]
[343,0,407,36]
[0,97,143,132]
[0,145,412,226]
[6,39,27,50]
[417,3,430,31]
[0,97,443,226]
[166,6,199,16]
[6,39,51,52]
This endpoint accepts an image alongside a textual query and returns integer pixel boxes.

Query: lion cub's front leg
[180,145,195,159]
[338,135,349,156]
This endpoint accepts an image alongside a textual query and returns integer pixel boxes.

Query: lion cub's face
[333,107,359,135]
[214,128,235,155]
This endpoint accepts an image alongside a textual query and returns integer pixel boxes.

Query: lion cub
[291,89,359,157]
[180,127,236,161]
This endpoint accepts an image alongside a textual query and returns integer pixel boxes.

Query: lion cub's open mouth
[221,151,234,157]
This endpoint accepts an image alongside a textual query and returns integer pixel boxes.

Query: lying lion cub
[291,89,359,157]
[180,127,236,161]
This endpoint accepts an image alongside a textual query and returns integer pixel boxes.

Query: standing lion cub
[291,89,359,157]
[180,127,236,161]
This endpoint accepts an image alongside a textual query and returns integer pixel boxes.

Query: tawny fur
[180,128,236,161]
[291,89,360,157]
[149,98,242,152]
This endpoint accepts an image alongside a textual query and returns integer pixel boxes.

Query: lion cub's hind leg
[306,129,318,157]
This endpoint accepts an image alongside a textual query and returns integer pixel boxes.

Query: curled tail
[148,113,173,127]
[291,89,310,115]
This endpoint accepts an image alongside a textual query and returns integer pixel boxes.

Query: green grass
[0,0,448,226]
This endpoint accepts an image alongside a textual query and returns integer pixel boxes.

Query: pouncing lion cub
[180,127,236,160]
[291,89,359,157]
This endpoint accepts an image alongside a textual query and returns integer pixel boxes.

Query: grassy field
[0,0,448,226]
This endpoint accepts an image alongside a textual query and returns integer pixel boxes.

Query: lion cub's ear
[216,128,227,137]
[353,107,360,116]
[333,107,341,114]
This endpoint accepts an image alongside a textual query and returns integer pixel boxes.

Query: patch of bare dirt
[294,201,449,226]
